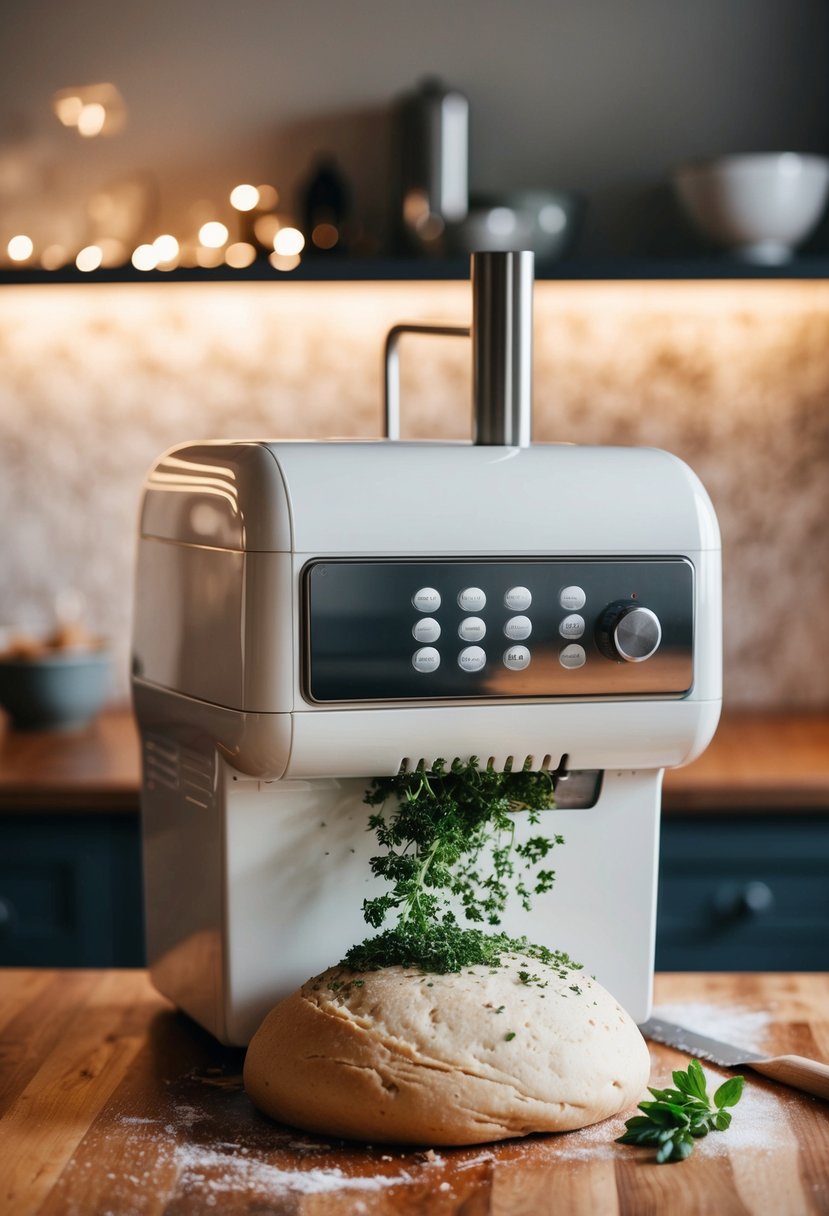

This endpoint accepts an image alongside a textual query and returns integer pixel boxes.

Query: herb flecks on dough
[341,757,578,975]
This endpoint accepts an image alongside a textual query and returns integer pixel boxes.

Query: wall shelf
[3,256,829,286]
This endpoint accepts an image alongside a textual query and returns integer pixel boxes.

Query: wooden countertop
[1,970,827,1215]
[1,706,828,813]
[0,707,140,811]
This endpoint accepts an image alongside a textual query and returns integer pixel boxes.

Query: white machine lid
[139,440,720,553]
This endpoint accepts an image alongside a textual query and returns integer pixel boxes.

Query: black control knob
[596,600,662,663]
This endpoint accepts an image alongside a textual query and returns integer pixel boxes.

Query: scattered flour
[173,1146,416,1196]
[644,1002,785,1157]
[695,1080,782,1155]
[454,1151,495,1170]
[652,1001,771,1054]
[96,1002,785,1207]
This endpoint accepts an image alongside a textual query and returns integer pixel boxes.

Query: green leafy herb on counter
[617,1059,744,1163]
[340,757,576,976]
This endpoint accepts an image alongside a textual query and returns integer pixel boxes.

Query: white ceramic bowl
[673,153,829,263]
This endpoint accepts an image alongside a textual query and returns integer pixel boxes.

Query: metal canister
[394,77,468,252]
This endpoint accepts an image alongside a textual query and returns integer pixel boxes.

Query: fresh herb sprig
[341,757,567,974]
[617,1059,744,1163]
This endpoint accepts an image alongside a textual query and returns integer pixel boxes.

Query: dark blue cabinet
[656,815,829,971]
[1,810,827,971]
[0,814,144,966]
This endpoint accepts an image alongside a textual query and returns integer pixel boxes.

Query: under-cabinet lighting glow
[273,227,305,256]
[7,235,34,262]
[76,245,103,272]
[230,184,259,212]
[198,222,229,249]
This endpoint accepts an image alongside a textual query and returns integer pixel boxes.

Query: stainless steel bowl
[447,190,582,260]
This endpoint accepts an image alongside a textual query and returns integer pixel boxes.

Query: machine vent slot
[143,734,178,792]
[142,734,215,811]
[180,747,216,811]
[396,753,557,775]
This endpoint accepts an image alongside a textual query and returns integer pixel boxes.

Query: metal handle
[713,880,775,921]
[383,250,535,445]
[0,896,16,938]
[383,324,470,440]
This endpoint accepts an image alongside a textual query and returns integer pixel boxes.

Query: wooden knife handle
[750,1055,829,1101]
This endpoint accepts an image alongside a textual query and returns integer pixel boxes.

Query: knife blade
[639,1016,829,1102]
[639,1017,764,1065]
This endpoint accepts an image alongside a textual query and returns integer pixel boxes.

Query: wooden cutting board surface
[1,970,827,1216]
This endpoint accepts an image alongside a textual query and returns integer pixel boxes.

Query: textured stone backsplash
[1,280,827,708]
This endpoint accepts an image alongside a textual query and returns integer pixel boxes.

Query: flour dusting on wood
[652,1001,772,1053]
[51,996,795,1211]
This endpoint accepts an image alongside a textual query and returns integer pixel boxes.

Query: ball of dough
[244,952,650,1146]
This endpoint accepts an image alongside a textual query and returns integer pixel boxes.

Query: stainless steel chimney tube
[471,250,534,447]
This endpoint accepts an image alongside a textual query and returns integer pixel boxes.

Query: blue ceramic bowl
[0,649,112,731]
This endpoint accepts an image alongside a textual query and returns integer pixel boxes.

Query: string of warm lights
[4,180,322,274]
[0,77,364,274]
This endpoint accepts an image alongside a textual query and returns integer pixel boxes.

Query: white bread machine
[132,253,721,1045]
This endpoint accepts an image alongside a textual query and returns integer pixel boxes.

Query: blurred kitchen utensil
[299,154,352,254]
[447,189,582,260]
[394,77,469,252]
[673,152,829,263]
[640,1016,829,1102]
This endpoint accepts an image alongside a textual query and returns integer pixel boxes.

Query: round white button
[412,617,441,644]
[559,613,585,640]
[559,644,586,669]
[458,587,486,612]
[412,587,441,613]
[503,645,531,670]
[412,646,440,672]
[560,585,586,611]
[504,586,532,611]
[504,615,532,641]
[458,616,486,642]
[458,645,486,672]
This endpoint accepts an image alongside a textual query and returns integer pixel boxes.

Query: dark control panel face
[303,558,694,704]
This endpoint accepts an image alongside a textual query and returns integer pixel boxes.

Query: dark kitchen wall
[2,0,827,251]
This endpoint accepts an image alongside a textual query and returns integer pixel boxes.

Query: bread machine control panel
[303,558,694,704]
